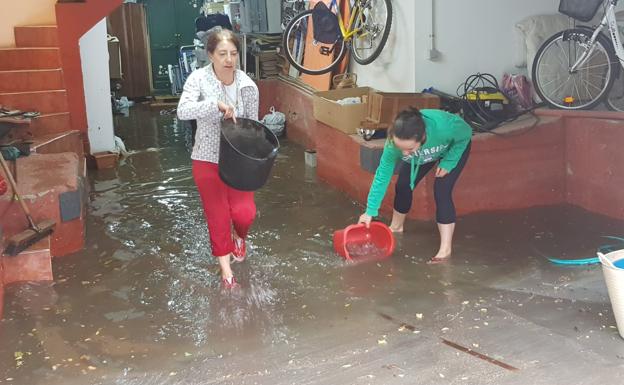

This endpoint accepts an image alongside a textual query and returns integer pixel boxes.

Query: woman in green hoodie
[358,107,472,263]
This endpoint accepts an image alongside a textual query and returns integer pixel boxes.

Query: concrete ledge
[0,152,86,256]
[0,237,53,319]
[31,130,83,158]
[259,79,317,150]
[2,237,52,285]
[259,79,624,221]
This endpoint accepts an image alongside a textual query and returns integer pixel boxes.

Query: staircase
[0,25,80,153]
[0,26,87,315]
[1,0,123,318]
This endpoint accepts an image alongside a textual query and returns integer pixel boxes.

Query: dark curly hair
[388,107,426,143]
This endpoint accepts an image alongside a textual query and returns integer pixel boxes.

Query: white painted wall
[79,19,115,154]
[0,0,56,47]
[351,0,416,92]
[353,0,565,93]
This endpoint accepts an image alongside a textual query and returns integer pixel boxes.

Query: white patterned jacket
[177,64,259,163]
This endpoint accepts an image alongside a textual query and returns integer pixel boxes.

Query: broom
[0,153,55,256]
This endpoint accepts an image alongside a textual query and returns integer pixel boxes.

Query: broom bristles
[3,220,56,256]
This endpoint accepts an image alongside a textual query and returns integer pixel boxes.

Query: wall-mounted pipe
[428,0,441,61]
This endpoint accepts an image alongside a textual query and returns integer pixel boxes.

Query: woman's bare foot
[389,210,406,233]
[427,249,451,264]
[428,223,455,264]
[217,254,234,279]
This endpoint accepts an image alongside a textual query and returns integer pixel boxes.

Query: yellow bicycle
[282,0,393,75]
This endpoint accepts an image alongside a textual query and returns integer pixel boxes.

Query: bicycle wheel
[533,28,618,110]
[282,9,347,75]
[606,74,624,111]
[351,0,392,65]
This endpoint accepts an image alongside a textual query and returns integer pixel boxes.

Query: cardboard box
[312,87,373,134]
[364,92,440,130]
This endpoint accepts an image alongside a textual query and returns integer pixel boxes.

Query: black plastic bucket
[218,118,280,191]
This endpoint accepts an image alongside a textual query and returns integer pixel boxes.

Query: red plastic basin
[333,222,395,262]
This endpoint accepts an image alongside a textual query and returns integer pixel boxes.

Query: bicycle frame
[328,0,367,41]
[571,0,624,71]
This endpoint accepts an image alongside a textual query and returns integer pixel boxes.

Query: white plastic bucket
[599,250,624,339]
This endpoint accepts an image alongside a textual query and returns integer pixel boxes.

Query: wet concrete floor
[1,106,624,384]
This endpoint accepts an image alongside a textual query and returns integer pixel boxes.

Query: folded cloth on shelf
[0,146,21,161]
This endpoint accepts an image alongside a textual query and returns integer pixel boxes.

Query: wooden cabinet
[107,3,152,98]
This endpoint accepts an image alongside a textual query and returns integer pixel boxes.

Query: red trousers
[192,160,256,257]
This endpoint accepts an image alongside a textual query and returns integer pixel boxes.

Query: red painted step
[0,48,61,71]
[31,130,84,158]
[14,25,59,48]
[1,237,53,285]
[29,112,72,136]
[1,112,72,143]
[0,153,85,257]
[0,90,68,114]
[0,69,64,92]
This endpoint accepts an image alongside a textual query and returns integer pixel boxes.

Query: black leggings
[394,143,470,224]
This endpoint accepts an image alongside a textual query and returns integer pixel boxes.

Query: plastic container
[304,149,317,168]
[333,222,395,262]
[93,151,119,170]
[219,118,279,191]
[599,249,624,339]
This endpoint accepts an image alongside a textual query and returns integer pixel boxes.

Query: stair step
[31,130,83,158]
[2,112,72,142]
[1,237,53,284]
[0,69,64,92]
[0,153,84,257]
[29,112,72,136]
[0,90,68,114]
[14,26,59,48]
[0,48,61,71]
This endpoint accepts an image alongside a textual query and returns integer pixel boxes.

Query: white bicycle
[532,0,624,111]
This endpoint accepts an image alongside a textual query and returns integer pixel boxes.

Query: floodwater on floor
[1,106,624,385]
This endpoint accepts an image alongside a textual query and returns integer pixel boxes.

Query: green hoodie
[365,109,472,217]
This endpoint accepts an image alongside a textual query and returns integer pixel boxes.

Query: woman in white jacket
[177,28,259,289]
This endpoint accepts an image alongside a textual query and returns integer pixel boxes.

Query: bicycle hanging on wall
[282,0,393,75]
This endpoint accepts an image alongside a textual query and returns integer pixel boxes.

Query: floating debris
[346,242,387,260]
